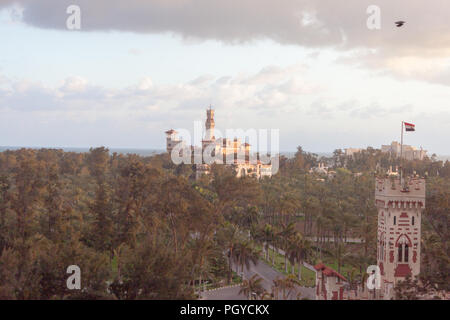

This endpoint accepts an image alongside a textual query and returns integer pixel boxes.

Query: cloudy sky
[0,0,449,154]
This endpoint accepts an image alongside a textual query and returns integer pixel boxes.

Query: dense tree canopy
[0,146,447,299]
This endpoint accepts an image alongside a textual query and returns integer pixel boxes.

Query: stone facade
[375,175,425,299]
[381,141,427,161]
[166,108,273,180]
[315,174,426,300]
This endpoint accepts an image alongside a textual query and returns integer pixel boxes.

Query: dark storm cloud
[0,0,448,53]
[2,0,450,85]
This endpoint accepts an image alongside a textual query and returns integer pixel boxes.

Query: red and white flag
[404,122,415,132]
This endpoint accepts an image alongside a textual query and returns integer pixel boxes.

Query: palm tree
[333,241,351,274]
[189,237,218,292]
[286,240,297,275]
[239,274,264,300]
[233,240,259,276]
[243,206,260,229]
[270,225,279,266]
[216,222,241,284]
[288,232,311,280]
[261,224,273,261]
[278,222,295,273]
[315,214,325,258]
[271,275,298,300]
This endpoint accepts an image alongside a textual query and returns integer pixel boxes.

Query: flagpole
[400,121,404,187]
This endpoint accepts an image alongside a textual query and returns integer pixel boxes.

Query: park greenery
[0,146,448,299]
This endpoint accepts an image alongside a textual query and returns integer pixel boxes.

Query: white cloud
[137,77,154,91]
[1,63,449,153]
[2,1,449,54]
[61,76,88,92]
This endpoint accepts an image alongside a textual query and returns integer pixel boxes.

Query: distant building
[309,162,328,175]
[196,108,273,180]
[309,163,336,179]
[381,141,427,161]
[165,107,273,180]
[345,148,363,157]
[165,129,183,154]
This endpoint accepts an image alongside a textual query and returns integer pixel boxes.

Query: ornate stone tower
[205,107,215,141]
[165,129,181,153]
[375,175,425,299]
[201,107,218,161]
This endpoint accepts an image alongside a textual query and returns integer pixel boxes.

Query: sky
[0,0,449,154]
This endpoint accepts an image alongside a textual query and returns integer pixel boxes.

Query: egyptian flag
[404,122,415,132]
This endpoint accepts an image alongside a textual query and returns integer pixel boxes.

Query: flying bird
[395,21,405,27]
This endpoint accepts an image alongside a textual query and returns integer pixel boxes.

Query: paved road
[201,259,316,300]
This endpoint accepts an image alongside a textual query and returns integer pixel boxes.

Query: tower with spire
[205,105,215,141]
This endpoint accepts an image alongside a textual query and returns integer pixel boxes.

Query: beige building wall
[381,141,427,160]
[345,148,362,157]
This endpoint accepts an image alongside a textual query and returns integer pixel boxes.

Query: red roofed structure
[314,263,347,282]
[314,263,347,300]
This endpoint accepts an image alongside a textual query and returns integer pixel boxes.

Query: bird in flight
[395,21,405,27]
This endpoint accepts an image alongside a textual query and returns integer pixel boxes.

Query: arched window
[412,216,415,226]
[394,216,396,225]
[404,244,409,262]
[397,235,410,263]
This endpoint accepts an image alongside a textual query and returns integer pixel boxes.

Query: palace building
[165,107,273,180]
